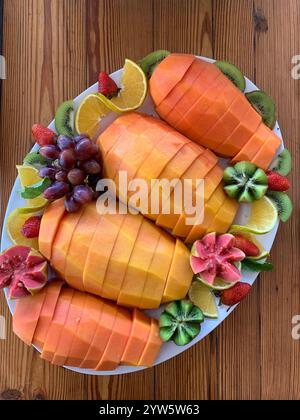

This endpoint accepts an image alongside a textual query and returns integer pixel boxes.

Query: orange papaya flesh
[38,198,65,260]
[207,197,239,234]
[150,54,196,106]
[117,218,161,308]
[50,206,85,278]
[251,131,282,170]
[138,318,162,367]
[121,308,151,365]
[33,280,64,350]
[65,203,101,292]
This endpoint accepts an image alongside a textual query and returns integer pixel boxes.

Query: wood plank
[253,0,300,400]
[153,0,215,401]
[212,0,262,400]
[0,0,89,400]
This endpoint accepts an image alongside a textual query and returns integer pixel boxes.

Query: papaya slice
[83,210,125,298]
[80,300,118,370]
[101,213,144,301]
[216,106,262,157]
[231,123,271,164]
[41,288,74,362]
[162,239,193,303]
[150,53,196,106]
[139,230,175,309]
[121,309,151,365]
[38,198,65,260]
[33,280,64,349]
[185,185,226,243]
[52,291,87,366]
[138,318,162,367]
[13,288,47,346]
[96,308,132,371]
[156,58,206,118]
[117,218,160,308]
[251,132,281,170]
[207,197,239,234]
[51,206,85,278]
[65,203,101,292]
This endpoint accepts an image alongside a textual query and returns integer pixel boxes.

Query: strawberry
[233,235,260,257]
[21,216,42,239]
[221,282,251,306]
[32,124,56,146]
[266,170,290,192]
[98,72,119,98]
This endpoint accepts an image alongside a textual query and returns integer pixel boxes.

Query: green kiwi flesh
[270,149,292,176]
[215,61,246,92]
[55,100,75,137]
[246,91,276,129]
[267,191,293,222]
[139,50,170,78]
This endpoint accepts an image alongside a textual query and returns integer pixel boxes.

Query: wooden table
[0,0,299,400]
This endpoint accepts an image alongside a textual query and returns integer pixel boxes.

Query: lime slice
[188,282,218,318]
[97,59,148,113]
[75,94,109,138]
[17,165,48,208]
[196,275,239,291]
[6,207,42,249]
[229,229,269,261]
[231,196,278,235]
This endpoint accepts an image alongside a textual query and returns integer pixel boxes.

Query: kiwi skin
[55,100,74,137]
[270,149,292,176]
[139,50,170,78]
[215,61,246,92]
[246,90,276,129]
[267,191,293,222]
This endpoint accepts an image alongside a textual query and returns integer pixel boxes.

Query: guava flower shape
[190,233,245,285]
[0,245,48,299]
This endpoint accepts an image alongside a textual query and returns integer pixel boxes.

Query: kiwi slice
[139,50,170,78]
[267,191,293,222]
[246,91,276,129]
[215,61,246,92]
[270,149,292,176]
[159,300,204,346]
[55,100,75,137]
[223,161,268,203]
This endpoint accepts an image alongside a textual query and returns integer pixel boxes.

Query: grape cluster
[39,134,102,212]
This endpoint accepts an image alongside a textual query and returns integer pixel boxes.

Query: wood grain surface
[0,0,299,400]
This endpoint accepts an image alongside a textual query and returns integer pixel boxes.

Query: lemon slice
[196,275,239,291]
[229,228,269,261]
[75,94,109,138]
[17,165,48,208]
[97,59,148,112]
[188,281,218,319]
[6,207,42,249]
[231,196,278,235]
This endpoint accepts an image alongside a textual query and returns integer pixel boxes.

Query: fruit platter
[0,52,293,375]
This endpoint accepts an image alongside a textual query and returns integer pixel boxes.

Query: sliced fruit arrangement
[98,112,239,241]
[39,201,193,309]
[13,281,162,369]
[223,161,268,203]
[159,300,204,346]
[190,233,245,287]
[6,207,42,250]
[149,53,281,169]
[0,245,48,299]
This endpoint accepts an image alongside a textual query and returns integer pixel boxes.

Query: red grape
[74,134,89,143]
[75,138,95,160]
[38,167,57,180]
[43,181,70,200]
[80,159,101,175]
[57,135,74,151]
[91,142,99,156]
[65,194,81,213]
[67,168,86,185]
[59,149,76,170]
[55,170,68,182]
[39,145,60,160]
[73,185,93,205]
